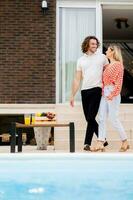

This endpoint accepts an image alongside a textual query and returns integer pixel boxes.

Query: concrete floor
[0,142,133,154]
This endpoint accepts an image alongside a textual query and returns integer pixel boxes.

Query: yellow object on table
[32,114,35,124]
[36,112,41,117]
[24,114,31,125]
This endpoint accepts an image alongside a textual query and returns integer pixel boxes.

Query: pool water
[0,154,133,200]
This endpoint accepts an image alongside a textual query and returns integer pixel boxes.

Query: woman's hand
[106,95,113,101]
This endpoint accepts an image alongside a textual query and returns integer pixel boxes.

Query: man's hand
[70,96,74,107]
[70,71,82,107]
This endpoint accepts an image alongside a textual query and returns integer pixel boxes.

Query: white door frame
[56,0,133,103]
[56,0,100,103]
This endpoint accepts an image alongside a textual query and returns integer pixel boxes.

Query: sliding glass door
[58,6,96,102]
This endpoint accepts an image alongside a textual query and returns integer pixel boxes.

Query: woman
[93,44,129,152]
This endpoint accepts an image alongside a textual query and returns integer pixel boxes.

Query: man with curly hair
[70,36,109,151]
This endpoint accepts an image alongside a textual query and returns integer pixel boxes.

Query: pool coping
[0,153,133,160]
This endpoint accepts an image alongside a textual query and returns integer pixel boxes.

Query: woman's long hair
[109,44,123,64]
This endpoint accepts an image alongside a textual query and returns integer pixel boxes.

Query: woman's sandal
[91,145,105,152]
[119,144,130,152]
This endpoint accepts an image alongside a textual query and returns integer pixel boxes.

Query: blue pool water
[0,153,133,200]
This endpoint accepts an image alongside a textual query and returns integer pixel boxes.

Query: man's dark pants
[81,87,102,146]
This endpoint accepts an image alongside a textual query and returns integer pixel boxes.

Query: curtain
[59,8,96,102]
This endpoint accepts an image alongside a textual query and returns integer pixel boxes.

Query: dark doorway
[103,5,133,103]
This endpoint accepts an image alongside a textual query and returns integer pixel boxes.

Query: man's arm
[70,71,82,107]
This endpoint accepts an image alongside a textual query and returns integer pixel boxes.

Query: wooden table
[10,121,75,153]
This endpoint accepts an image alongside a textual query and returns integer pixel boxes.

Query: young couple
[70,36,129,152]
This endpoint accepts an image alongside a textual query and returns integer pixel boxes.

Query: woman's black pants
[81,87,102,146]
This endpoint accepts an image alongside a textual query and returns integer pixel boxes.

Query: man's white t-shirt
[77,51,109,90]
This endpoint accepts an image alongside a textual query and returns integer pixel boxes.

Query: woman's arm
[107,64,123,100]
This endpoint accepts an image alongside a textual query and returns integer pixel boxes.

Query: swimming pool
[0,153,133,200]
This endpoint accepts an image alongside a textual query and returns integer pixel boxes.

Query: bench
[10,121,75,153]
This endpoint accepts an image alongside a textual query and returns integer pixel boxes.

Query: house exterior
[0,0,133,148]
[0,0,133,107]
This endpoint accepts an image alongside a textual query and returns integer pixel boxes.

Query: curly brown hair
[81,36,100,53]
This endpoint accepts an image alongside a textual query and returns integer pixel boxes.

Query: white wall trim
[102,5,133,9]
[56,1,60,104]
[57,0,96,8]
[100,1,133,5]
[0,104,55,114]
[0,103,131,114]
[96,1,102,53]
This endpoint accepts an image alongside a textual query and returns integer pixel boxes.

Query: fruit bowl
[34,112,56,123]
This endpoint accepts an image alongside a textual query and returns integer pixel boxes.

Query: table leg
[18,128,22,152]
[69,122,75,153]
[10,122,16,153]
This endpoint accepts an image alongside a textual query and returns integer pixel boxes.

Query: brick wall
[0,0,56,103]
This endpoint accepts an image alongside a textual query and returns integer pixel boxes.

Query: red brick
[0,0,56,103]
